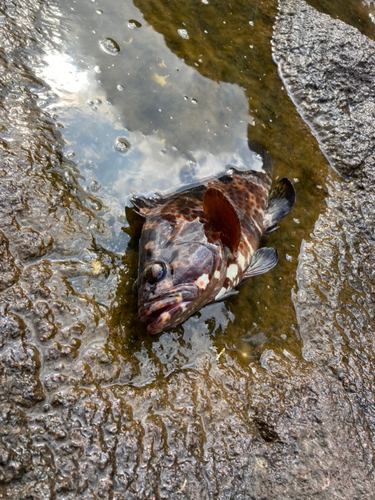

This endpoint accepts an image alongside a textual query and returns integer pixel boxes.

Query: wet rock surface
[1,0,375,499]
[273,0,375,490]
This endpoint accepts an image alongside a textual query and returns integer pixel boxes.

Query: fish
[130,164,295,334]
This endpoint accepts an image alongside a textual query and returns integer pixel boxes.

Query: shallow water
[2,0,375,496]
[31,0,332,374]
[9,0,375,380]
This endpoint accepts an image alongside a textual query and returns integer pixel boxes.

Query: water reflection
[32,0,330,376]
[36,0,258,203]
[41,53,92,95]
[121,301,231,387]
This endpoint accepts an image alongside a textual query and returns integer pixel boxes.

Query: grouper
[131,163,295,333]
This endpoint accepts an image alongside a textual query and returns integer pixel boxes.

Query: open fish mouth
[139,294,194,334]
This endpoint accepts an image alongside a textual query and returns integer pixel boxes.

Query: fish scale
[130,167,295,333]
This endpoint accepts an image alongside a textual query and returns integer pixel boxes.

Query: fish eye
[144,262,166,284]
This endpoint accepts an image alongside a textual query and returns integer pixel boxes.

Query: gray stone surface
[273,0,375,483]
[273,0,375,178]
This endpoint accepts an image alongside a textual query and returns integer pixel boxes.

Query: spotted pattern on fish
[205,171,272,293]
[131,167,295,333]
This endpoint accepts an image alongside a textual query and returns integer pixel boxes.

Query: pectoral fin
[203,187,241,254]
[241,248,278,281]
[214,289,239,303]
[263,178,295,234]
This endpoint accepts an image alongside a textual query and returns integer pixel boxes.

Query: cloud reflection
[40,52,96,100]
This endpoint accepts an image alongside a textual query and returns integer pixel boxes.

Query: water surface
[26,0,375,382]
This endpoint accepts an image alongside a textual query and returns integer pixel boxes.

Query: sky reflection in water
[32,0,265,382]
[37,0,260,226]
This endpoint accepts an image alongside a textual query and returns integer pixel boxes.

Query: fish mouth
[139,291,196,334]
[145,301,192,334]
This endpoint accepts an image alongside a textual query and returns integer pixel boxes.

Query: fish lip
[146,301,192,334]
[139,290,195,322]
[138,285,198,320]
[138,286,199,332]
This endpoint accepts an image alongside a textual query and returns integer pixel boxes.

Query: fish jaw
[138,286,198,333]
[146,301,193,333]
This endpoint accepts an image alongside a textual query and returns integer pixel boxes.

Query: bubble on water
[186,159,197,169]
[96,9,103,14]
[115,137,131,154]
[99,38,120,56]
[91,180,101,192]
[286,254,292,262]
[178,29,189,40]
[117,84,124,91]
[202,0,209,3]
[191,98,197,104]
[65,150,75,159]
[249,20,254,26]
[94,65,102,73]
[128,19,142,29]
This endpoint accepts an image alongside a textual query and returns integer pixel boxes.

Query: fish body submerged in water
[131,167,295,333]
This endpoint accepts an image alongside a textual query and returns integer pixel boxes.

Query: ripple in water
[99,38,120,56]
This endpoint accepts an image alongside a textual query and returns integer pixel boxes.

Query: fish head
[136,215,226,333]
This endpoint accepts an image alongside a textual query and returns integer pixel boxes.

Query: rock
[0,232,20,291]
[273,0,375,492]
[273,0,375,178]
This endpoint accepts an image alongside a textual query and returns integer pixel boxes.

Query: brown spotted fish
[131,167,295,333]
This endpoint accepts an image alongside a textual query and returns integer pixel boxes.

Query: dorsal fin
[263,178,296,233]
[130,195,164,215]
[203,187,241,254]
[123,206,145,238]
[248,140,273,175]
